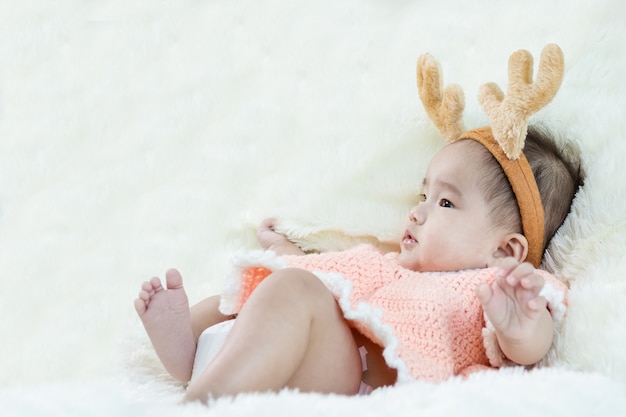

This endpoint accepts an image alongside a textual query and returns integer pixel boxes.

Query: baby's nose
[409,205,426,224]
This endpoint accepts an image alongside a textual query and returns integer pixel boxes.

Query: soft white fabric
[1,0,625,415]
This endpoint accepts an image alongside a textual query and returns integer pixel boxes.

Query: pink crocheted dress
[219,244,567,384]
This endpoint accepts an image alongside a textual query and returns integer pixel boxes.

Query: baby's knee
[262,268,330,299]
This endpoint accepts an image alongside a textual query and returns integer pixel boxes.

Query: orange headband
[416,44,564,267]
[461,127,544,267]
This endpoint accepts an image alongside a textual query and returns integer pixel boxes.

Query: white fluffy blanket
[1,1,625,415]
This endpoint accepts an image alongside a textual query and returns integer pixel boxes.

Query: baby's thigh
[270,270,361,394]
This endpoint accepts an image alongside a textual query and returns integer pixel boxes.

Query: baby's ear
[494,233,529,263]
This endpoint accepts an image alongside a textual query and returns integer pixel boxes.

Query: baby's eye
[439,199,454,208]
[417,193,427,203]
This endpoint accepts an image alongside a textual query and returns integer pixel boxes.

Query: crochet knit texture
[220,244,567,383]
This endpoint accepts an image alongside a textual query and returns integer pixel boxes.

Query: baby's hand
[476,257,547,342]
[257,218,306,255]
[256,218,289,249]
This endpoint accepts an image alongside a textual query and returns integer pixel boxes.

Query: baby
[134,45,583,403]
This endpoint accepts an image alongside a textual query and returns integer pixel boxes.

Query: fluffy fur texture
[478,45,565,159]
[1,0,625,415]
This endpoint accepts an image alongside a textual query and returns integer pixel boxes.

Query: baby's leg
[134,269,196,382]
[184,268,362,403]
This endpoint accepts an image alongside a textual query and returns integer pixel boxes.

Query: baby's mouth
[403,229,417,245]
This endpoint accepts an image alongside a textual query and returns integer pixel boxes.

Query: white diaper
[190,319,235,384]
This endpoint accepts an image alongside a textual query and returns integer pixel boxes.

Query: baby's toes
[134,297,148,315]
[149,276,164,291]
[140,281,153,293]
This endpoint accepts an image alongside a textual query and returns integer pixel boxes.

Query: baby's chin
[397,250,422,272]
[398,250,480,273]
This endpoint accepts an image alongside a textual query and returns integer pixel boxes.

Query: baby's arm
[256,218,305,256]
[475,257,553,365]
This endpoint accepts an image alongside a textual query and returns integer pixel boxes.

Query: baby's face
[398,140,507,272]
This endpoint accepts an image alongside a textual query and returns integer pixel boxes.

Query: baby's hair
[471,125,584,256]
[524,125,584,250]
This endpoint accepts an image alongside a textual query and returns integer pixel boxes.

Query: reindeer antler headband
[416,44,565,267]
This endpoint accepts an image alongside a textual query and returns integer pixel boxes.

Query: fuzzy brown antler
[417,53,466,142]
[478,44,565,159]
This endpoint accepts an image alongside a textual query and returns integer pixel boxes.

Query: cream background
[1,1,625,415]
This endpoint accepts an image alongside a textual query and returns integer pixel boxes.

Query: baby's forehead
[421,141,499,198]
[440,139,486,156]
[426,141,488,175]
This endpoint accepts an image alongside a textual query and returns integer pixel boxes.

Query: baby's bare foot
[134,269,196,382]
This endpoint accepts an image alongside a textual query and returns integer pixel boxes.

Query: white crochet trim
[218,250,287,315]
[482,282,567,367]
[312,270,412,384]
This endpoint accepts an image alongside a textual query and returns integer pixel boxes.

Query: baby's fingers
[528,294,547,311]
[475,282,494,305]
[494,257,521,279]
[520,272,544,292]
[259,217,277,231]
[499,261,534,287]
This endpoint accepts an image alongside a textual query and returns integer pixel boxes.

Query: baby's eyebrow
[422,177,462,196]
